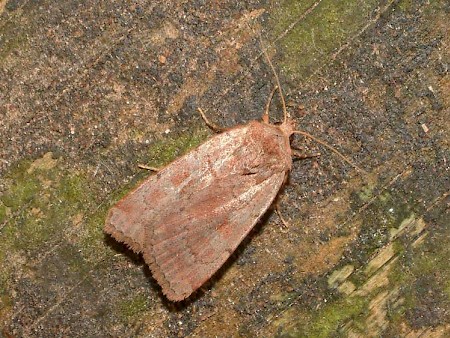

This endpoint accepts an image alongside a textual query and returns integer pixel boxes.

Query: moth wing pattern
[104,124,254,253]
[105,121,292,301]
[145,170,285,301]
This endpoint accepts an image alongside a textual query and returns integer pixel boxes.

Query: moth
[104,50,361,302]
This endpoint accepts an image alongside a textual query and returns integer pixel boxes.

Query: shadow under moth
[104,50,362,302]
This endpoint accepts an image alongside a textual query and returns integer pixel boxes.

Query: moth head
[279,118,296,138]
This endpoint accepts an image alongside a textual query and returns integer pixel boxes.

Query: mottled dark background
[0,0,448,337]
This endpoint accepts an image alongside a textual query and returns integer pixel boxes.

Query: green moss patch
[270,0,380,80]
[387,208,450,329]
[283,296,369,337]
[118,294,149,319]
[143,127,210,169]
[0,159,95,254]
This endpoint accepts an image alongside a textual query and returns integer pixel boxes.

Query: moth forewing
[105,120,295,301]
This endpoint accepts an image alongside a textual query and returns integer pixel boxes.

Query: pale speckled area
[0,0,449,336]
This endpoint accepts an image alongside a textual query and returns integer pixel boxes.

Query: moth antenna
[260,36,288,124]
[198,108,225,133]
[263,85,279,123]
[293,130,367,174]
[138,164,160,172]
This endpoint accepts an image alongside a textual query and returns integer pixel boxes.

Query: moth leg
[198,108,225,133]
[274,206,289,229]
[138,164,160,172]
[292,150,321,160]
[262,85,279,124]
